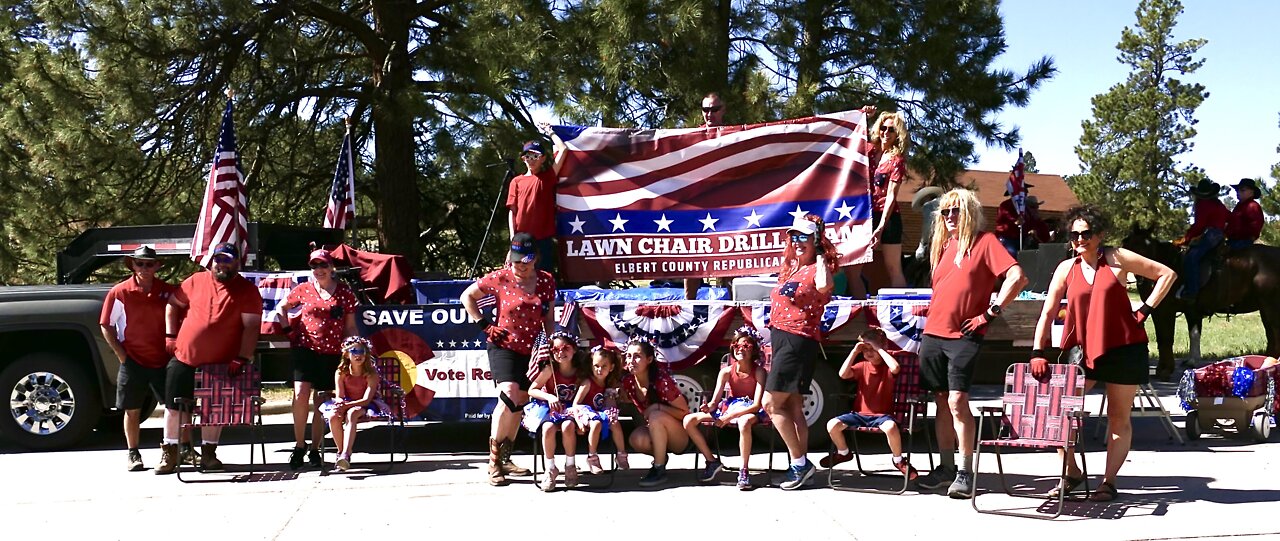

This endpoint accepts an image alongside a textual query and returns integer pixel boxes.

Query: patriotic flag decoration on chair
[324,129,356,230]
[192,96,250,267]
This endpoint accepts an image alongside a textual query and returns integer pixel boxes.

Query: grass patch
[1143,311,1268,361]
[263,385,293,404]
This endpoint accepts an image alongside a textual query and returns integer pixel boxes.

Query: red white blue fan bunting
[580,302,739,370]
[868,300,929,353]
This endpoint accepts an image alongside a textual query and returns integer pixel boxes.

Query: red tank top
[1061,250,1147,368]
[580,379,608,411]
[724,361,759,398]
[339,371,372,401]
[546,367,579,405]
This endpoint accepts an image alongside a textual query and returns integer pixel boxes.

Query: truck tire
[802,362,845,449]
[0,353,102,450]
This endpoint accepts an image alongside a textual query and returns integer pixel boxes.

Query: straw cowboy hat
[911,186,944,211]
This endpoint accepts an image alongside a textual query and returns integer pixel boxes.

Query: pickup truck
[0,223,341,449]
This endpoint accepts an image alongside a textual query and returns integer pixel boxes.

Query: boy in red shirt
[507,140,564,273]
[820,328,917,479]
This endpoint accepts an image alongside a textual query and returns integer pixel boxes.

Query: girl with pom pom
[682,326,768,490]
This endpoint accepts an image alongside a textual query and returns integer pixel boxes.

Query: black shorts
[292,347,341,391]
[1083,343,1150,385]
[765,329,823,394]
[164,359,197,410]
[919,334,984,393]
[488,344,532,391]
[871,211,904,245]
[116,358,165,411]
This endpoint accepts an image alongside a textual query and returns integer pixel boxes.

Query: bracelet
[1031,349,1045,358]
[235,355,251,363]
[165,333,177,338]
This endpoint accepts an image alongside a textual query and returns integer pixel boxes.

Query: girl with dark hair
[767,213,837,490]
[682,326,768,490]
[527,332,588,492]
[1030,204,1176,502]
[620,338,691,487]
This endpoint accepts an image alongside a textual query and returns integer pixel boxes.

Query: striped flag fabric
[192,98,249,267]
[323,130,356,230]
[550,110,875,283]
[525,330,551,383]
[1006,149,1027,220]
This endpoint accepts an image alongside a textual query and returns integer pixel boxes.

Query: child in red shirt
[820,328,918,479]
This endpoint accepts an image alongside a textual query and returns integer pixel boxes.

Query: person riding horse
[1226,178,1264,250]
[1175,179,1229,301]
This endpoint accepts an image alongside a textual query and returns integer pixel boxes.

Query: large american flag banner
[323,130,356,230]
[192,98,249,267]
[551,110,874,282]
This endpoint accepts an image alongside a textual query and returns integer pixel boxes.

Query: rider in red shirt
[1225,178,1264,249]
[1177,179,1229,300]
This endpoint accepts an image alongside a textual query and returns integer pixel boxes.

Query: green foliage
[1021,151,1039,174]
[1072,0,1207,239]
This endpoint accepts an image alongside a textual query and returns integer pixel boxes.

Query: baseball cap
[786,215,819,236]
[308,249,333,265]
[521,141,546,156]
[507,232,538,264]
[211,242,239,262]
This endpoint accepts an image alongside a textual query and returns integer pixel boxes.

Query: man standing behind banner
[154,242,262,475]
[685,92,729,300]
[508,138,565,274]
[915,189,1026,499]
[766,214,837,490]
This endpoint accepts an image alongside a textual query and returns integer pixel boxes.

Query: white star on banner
[789,205,808,221]
[448,340,457,348]
[699,213,719,232]
[744,209,764,228]
[609,213,629,232]
[835,200,855,220]
[654,214,674,232]
[568,215,586,234]
[436,341,445,348]
[473,340,483,347]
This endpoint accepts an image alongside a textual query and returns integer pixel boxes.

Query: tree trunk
[371,0,421,265]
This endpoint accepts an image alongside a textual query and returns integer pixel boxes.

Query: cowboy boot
[487,438,507,486]
[498,438,530,476]
[154,444,179,475]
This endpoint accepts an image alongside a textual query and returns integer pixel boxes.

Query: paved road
[3,381,1278,541]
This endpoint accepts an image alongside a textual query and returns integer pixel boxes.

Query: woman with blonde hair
[844,107,910,297]
[915,188,1026,499]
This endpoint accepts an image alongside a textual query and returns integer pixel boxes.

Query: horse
[1121,225,1280,380]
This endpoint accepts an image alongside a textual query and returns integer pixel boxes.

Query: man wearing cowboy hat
[1176,179,1229,300]
[99,246,178,471]
[1226,177,1265,249]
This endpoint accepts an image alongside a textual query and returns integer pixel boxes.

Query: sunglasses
[309,261,331,269]
[732,343,754,351]
[348,348,366,356]
[702,105,723,113]
[939,207,961,218]
[133,261,159,269]
[1068,230,1095,242]
[789,233,812,244]
[878,124,893,132]
[521,152,543,159]
[212,255,235,264]
[551,345,573,354]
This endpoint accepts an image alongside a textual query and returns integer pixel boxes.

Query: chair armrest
[1068,410,1090,420]
[978,406,1004,414]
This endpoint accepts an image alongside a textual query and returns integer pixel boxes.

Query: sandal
[1089,481,1118,502]
[1047,475,1085,499]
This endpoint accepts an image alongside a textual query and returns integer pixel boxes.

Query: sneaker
[308,448,323,468]
[541,465,559,493]
[565,465,579,488]
[917,464,957,490]
[289,446,306,470]
[616,452,630,471]
[638,464,668,487]
[698,459,722,483]
[780,461,815,491]
[947,470,974,499]
[737,468,751,491]
[894,459,919,480]
[336,455,350,472]
[819,451,853,469]
[127,449,144,472]
[586,454,604,475]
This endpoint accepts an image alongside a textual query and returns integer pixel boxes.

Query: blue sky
[972,0,1280,184]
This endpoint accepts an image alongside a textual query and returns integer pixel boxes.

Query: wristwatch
[987,304,1003,318]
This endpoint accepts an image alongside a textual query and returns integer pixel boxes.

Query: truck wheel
[0,353,102,450]
[1252,412,1272,443]
[1184,411,1200,441]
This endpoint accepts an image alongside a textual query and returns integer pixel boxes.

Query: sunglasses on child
[348,347,366,356]
[1068,229,1095,242]
[732,343,754,351]
[551,345,573,354]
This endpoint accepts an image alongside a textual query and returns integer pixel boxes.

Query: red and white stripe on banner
[107,243,193,253]
[579,301,740,371]
[242,271,310,335]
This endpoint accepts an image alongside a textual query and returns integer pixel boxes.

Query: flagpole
[345,116,356,249]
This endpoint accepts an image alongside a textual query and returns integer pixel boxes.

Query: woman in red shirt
[767,213,837,490]
[462,232,556,486]
[276,249,358,470]
[1030,205,1176,502]
[620,338,691,488]
[843,107,909,297]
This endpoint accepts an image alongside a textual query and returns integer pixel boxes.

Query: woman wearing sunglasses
[844,107,910,298]
[766,213,838,490]
[322,337,387,472]
[276,248,359,470]
[1029,205,1175,502]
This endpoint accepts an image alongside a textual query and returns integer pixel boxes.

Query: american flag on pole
[550,110,874,282]
[191,97,249,267]
[323,130,356,230]
[526,330,552,383]
[1005,149,1028,220]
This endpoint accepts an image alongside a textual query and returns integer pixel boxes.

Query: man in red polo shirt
[100,246,178,472]
[507,139,564,273]
[154,242,262,475]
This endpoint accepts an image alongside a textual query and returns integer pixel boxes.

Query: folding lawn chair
[322,356,409,474]
[972,362,1090,519]
[827,350,934,494]
[176,362,266,482]
[529,403,619,490]
[689,354,779,488]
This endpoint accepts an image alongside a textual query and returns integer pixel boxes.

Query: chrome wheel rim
[9,371,75,435]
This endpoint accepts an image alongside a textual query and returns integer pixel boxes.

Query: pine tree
[1071,0,1207,238]
[1021,151,1040,174]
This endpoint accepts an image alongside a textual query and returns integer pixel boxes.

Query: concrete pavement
[3,381,1278,541]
